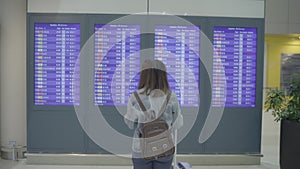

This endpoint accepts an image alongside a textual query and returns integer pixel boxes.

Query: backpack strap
[134,91,171,119]
[157,91,171,119]
[134,91,146,112]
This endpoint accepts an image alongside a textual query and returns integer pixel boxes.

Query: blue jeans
[132,153,174,169]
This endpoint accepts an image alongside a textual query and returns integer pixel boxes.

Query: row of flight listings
[33,23,257,108]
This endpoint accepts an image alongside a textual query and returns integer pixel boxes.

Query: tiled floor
[0,112,281,169]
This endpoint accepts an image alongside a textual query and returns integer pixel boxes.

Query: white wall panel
[289,24,300,34]
[149,0,264,18]
[0,0,26,147]
[265,0,288,23]
[27,0,146,14]
[265,23,289,34]
[27,0,264,18]
[289,0,300,24]
[265,0,300,34]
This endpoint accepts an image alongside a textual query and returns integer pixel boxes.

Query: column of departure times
[155,25,199,107]
[94,24,140,106]
[34,23,80,105]
[212,27,257,107]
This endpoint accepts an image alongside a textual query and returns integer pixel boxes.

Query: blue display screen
[34,23,80,106]
[212,26,257,107]
[94,24,140,106]
[154,25,200,107]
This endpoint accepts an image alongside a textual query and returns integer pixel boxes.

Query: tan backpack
[134,91,175,160]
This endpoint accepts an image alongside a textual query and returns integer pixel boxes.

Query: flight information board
[155,25,200,107]
[212,26,257,107]
[94,24,140,106]
[34,23,80,106]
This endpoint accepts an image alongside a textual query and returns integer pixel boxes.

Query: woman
[124,59,183,169]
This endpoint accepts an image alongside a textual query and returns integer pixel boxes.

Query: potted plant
[264,75,300,169]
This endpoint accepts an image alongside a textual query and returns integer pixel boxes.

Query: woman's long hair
[138,59,170,95]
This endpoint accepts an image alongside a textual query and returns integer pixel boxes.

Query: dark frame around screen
[203,17,264,153]
[27,13,264,154]
[27,14,87,111]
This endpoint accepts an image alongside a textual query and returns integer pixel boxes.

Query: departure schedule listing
[34,23,80,106]
[94,24,140,106]
[155,25,200,107]
[212,26,257,107]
